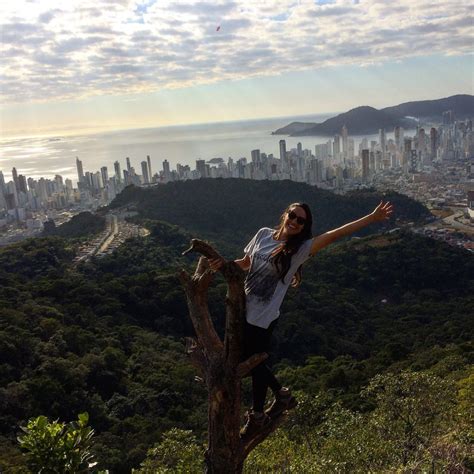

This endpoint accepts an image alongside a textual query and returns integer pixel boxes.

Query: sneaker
[265,387,297,418]
[240,410,271,440]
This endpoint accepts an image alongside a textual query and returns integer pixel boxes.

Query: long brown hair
[272,202,313,287]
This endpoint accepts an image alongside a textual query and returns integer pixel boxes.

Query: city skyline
[2,114,471,185]
[2,116,471,212]
[1,112,473,252]
[1,0,472,137]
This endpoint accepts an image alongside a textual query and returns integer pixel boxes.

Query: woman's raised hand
[208,257,225,272]
[371,201,394,222]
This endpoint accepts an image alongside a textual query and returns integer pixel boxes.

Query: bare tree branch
[194,254,211,278]
[236,353,268,378]
[182,239,225,261]
[185,337,207,375]
[179,269,223,354]
[242,412,288,458]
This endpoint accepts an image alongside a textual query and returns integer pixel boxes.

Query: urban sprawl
[1,111,473,251]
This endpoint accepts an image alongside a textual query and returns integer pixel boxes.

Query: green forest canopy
[0,179,472,472]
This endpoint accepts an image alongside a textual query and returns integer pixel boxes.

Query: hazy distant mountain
[274,106,413,136]
[381,94,474,119]
[273,94,474,136]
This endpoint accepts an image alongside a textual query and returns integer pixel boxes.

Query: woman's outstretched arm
[309,201,394,256]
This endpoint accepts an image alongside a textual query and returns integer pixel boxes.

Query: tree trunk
[179,239,285,473]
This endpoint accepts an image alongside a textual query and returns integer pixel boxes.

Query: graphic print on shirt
[245,252,279,304]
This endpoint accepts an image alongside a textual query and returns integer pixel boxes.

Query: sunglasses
[287,210,306,225]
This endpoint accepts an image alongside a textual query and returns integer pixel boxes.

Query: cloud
[308,5,355,16]
[38,11,56,24]
[0,0,472,104]
[33,52,72,66]
[54,37,104,54]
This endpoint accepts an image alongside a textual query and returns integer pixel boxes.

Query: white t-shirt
[244,227,313,329]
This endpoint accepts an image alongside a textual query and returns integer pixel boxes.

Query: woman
[209,200,393,439]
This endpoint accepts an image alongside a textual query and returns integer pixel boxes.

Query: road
[424,208,474,236]
[97,214,118,254]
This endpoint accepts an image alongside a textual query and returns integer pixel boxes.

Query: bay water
[0,113,386,183]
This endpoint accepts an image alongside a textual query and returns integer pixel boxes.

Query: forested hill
[109,179,429,251]
[0,180,472,472]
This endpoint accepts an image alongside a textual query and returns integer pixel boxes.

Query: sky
[1,0,473,138]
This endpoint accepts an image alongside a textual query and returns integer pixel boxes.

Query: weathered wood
[242,412,288,458]
[180,238,284,473]
[221,263,247,368]
[179,266,223,354]
[182,239,225,261]
[236,353,268,378]
[185,337,206,375]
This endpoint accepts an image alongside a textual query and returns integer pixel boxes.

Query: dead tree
[179,239,287,473]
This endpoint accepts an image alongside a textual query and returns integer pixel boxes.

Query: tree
[179,239,288,473]
[136,428,204,473]
[363,371,455,467]
[18,412,97,473]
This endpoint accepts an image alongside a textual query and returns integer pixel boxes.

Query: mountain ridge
[273,94,474,136]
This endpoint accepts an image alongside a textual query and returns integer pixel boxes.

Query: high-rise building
[76,157,84,184]
[141,161,150,183]
[126,157,131,172]
[341,125,348,161]
[196,159,207,178]
[251,149,261,165]
[279,140,287,170]
[54,175,63,187]
[417,128,426,151]
[37,178,48,201]
[147,155,152,181]
[0,190,6,211]
[27,177,36,192]
[315,142,330,160]
[114,161,121,182]
[123,169,130,185]
[18,175,28,194]
[12,167,19,193]
[404,137,412,153]
[0,172,6,210]
[430,128,438,159]
[92,171,103,190]
[100,166,109,186]
[162,160,170,181]
[379,129,386,159]
[347,138,355,161]
[0,171,5,192]
[297,142,303,158]
[361,149,370,182]
[394,126,404,151]
[85,171,93,188]
[410,149,418,172]
[6,181,18,208]
[442,110,454,125]
[333,135,341,159]
[369,151,376,171]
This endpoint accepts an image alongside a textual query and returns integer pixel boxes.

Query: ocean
[0,113,386,183]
